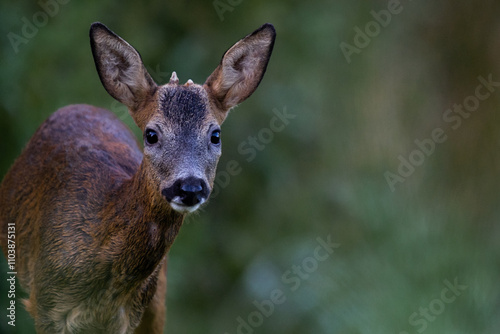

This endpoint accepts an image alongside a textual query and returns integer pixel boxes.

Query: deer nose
[162,177,209,210]
[179,178,205,206]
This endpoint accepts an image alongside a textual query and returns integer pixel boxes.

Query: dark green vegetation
[1,0,499,333]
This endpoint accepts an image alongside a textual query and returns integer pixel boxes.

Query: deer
[0,22,275,333]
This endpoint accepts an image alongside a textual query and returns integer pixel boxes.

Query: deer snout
[162,176,209,213]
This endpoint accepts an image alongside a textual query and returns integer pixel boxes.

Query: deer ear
[205,23,276,116]
[90,22,157,112]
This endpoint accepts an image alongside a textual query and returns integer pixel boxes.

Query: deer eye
[145,129,158,145]
[210,129,221,145]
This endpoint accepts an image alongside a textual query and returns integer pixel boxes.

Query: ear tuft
[205,23,276,116]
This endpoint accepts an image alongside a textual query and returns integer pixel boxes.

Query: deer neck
[101,159,184,285]
[128,159,183,231]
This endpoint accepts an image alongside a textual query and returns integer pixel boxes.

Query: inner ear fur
[205,23,276,115]
[90,22,157,113]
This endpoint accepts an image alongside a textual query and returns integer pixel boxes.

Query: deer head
[90,22,276,213]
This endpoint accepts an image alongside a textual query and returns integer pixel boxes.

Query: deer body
[0,23,275,333]
[2,104,177,333]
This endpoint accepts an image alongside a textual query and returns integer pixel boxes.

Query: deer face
[142,84,220,212]
[90,22,275,213]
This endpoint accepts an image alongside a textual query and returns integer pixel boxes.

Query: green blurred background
[1,0,499,333]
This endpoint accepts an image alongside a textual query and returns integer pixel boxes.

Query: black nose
[162,177,209,207]
[179,178,204,206]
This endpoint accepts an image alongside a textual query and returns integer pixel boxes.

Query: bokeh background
[1,0,500,333]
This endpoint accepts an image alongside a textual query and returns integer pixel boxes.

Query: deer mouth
[169,200,204,214]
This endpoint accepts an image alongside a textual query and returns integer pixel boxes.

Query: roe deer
[0,22,275,333]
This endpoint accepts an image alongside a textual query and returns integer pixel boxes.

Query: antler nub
[186,79,194,86]
[169,71,179,84]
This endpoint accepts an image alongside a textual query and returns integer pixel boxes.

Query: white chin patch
[170,200,203,214]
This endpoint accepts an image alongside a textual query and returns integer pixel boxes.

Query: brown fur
[0,22,275,333]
